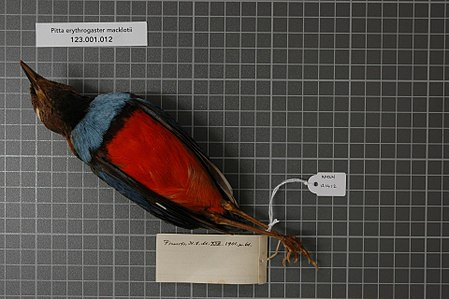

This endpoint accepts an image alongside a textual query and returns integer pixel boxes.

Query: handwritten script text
[163,239,253,248]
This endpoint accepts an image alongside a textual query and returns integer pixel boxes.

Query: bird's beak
[20,60,43,90]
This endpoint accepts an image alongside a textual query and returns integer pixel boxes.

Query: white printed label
[36,22,147,47]
[307,172,346,196]
[156,234,268,284]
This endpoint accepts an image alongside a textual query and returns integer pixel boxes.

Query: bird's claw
[293,252,299,263]
[278,235,318,269]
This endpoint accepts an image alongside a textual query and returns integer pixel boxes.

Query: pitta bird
[20,60,317,268]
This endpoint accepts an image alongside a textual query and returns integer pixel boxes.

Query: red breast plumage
[105,109,225,214]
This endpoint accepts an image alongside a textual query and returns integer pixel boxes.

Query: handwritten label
[307,172,346,196]
[156,234,267,284]
[36,22,147,47]
[163,239,253,248]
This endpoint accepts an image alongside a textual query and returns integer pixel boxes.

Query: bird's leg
[222,202,270,230]
[221,202,318,268]
[209,212,318,269]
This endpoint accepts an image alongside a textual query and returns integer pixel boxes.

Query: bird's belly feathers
[103,109,225,214]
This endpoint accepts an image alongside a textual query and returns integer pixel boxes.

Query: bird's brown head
[20,61,92,137]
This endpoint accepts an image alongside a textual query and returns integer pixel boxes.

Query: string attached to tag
[266,172,347,262]
[266,172,347,232]
[266,178,308,232]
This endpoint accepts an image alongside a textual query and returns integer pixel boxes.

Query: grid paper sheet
[1,1,448,298]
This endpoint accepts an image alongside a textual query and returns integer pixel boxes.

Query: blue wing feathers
[96,170,199,229]
[92,159,228,231]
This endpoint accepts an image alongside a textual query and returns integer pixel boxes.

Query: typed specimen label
[36,22,147,47]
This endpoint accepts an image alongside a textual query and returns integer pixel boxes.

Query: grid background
[1,0,448,298]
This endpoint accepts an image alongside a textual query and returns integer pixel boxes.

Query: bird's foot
[279,235,318,269]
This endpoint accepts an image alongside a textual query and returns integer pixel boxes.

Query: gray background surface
[1,0,448,298]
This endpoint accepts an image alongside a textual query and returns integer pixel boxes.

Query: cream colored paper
[156,234,268,284]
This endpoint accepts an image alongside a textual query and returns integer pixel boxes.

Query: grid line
[1,1,448,299]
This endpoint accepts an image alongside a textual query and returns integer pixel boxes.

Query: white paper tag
[156,234,267,284]
[35,22,147,47]
[307,172,347,196]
